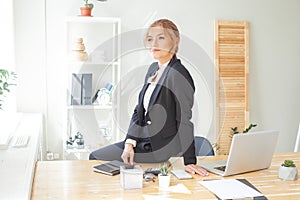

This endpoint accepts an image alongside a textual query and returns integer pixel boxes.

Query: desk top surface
[31,152,300,200]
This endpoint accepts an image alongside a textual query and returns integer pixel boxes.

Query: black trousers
[89,141,164,163]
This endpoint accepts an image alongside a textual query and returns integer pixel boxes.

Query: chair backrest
[294,123,300,152]
[194,136,215,156]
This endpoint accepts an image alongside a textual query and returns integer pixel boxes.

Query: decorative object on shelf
[278,160,298,180]
[95,88,110,104]
[66,132,85,149]
[93,83,113,105]
[75,132,85,149]
[80,0,94,16]
[0,69,17,110]
[70,37,88,62]
[158,163,171,188]
[66,136,74,149]
[71,73,82,105]
[71,73,93,105]
[97,123,112,142]
[80,0,108,17]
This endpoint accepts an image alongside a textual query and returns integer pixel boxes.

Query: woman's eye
[147,38,152,42]
[159,36,165,40]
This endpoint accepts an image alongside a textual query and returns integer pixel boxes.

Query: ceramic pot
[278,166,298,180]
[158,174,171,188]
[80,7,92,16]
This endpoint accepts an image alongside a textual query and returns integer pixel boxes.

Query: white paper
[200,179,263,199]
[159,183,191,194]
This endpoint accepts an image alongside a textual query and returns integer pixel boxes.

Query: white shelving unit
[63,16,121,160]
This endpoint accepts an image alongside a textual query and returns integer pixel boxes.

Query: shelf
[65,148,89,154]
[67,104,112,110]
[67,61,119,66]
[65,16,121,24]
[64,148,90,160]
[63,16,121,160]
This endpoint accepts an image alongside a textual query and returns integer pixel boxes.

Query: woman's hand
[185,164,209,176]
[121,143,135,165]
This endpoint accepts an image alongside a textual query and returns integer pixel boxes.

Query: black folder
[237,179,267,200]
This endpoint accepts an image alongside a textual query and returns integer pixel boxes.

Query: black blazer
[125,55,196,165]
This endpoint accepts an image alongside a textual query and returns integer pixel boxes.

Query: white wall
[13,0,48,157]
[14,0,300,156]
[14,0,46,113]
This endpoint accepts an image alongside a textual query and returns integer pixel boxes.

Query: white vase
[278,166,298,180]
[158,174,171,188]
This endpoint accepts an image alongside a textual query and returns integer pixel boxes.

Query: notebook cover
[93,163,120,176]
[93,160,131,176]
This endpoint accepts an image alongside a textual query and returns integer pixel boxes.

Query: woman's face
[146,26,177,63]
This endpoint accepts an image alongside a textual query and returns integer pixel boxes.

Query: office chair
[294,123,300,152]
[194,136,215,156]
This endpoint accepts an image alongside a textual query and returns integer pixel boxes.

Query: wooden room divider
[215,20,249,154]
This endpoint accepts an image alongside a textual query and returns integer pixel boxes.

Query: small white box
[120,165,143,189]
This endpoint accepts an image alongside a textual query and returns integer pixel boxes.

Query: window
[0,1,16,111]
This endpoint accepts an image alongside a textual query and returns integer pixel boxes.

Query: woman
[90,19,208,176]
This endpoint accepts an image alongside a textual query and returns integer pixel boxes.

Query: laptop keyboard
[214,166,226,171]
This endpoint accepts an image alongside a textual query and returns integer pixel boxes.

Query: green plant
[160,163,169,176]
[212,142,221,154]
[281,160,296,167]
[83,0,107,8]
[83,0,94,8]
[230,123,257,137]
[242,123,257,133]
[0,69,17,110]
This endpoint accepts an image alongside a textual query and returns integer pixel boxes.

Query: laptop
[199,130,279,176]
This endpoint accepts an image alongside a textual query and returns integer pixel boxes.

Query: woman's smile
[151,48,161,52]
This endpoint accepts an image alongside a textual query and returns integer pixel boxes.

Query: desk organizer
[120,165,143,189]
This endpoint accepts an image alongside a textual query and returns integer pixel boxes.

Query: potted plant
[80,0,94,16]
[0,69,17,110]
[215,124,257,155]
[158,163,171,188]
[230,123,257,137]
[278,160,298,180]
[80,0,108,17]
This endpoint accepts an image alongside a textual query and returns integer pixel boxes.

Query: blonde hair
[144,19,180,54]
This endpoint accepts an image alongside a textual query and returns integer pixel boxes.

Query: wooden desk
[31,152,300,199]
